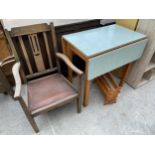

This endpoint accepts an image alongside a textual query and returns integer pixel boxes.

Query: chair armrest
[56,53,83,75]
[0,56,15,67]
[12,62,22,99]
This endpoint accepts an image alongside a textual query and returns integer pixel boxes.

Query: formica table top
[63,24,146,57]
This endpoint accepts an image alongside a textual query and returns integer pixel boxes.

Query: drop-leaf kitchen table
[62,24,147,106]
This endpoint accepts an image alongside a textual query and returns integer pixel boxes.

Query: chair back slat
[28,34,45,72]
[43,32,53,68]
[18,36,33,74]
[6,23,59,80]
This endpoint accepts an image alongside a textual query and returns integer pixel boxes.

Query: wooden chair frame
[5,23,83,133]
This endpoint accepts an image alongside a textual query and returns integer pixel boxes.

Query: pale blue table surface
[63,24,146,57]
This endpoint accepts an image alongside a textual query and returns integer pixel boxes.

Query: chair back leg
[76,75,83,113]
[17,97,39,133]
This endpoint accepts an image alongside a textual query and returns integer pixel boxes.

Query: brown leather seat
[28,73,77,112]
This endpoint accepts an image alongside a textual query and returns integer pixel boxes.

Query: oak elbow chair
[5,23,83,133]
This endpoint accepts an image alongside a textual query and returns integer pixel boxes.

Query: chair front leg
[76,74,83,113]
[17,97,39,133]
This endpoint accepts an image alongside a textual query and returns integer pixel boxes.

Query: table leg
[83,62,91,106]
[119,63,131,87]
[68,49,73,82]
[83,79,91,107]
[62,39,73,82]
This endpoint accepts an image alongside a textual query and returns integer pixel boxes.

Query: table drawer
[88,39,147,80]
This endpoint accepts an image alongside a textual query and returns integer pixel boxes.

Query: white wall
[2,19,92,30]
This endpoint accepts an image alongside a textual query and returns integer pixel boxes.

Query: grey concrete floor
[0,78,155,135]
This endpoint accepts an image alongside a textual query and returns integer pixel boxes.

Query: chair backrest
[5,23,59,81]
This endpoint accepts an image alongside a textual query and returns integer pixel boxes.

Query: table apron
[88,39,147,80]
